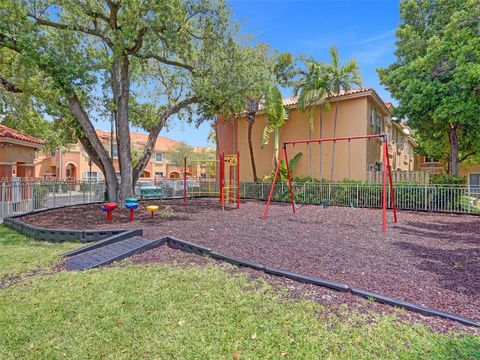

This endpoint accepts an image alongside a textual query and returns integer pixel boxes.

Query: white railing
[240,182,480,215]
[366,170,430,184]
[2,179,478,222]
[0,180,106,222]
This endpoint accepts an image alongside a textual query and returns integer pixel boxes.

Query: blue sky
[124,0,401,146]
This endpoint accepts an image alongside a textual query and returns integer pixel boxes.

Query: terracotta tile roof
[95,129,180,152]
[263,88,375,110]
[384,102,394,111]
[0,125,45,145]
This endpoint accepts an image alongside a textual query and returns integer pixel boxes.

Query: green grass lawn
[0,226,478,359]
[0,226,78,279]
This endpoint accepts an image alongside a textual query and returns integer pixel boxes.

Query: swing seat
[320,199,330,208]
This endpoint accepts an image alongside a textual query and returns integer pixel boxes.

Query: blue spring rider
[125,197,139,221]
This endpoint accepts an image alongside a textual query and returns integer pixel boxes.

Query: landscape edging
[3,204,135,243]
[167,237,480,328]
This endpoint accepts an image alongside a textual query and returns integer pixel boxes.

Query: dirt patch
[21,198,480,332]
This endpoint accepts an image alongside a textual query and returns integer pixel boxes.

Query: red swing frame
[263,134,397,233]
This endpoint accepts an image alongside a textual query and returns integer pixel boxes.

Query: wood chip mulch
[20,198,480,333]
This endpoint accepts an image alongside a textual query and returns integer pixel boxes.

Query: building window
[155,171,164,179]
[468,173,480,191]
[155,152,164,163]
[370,107,383,134]
[83,171,98,182]
[425,157,439,163]
[387,126,392,142]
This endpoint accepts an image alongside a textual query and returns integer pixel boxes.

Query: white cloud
[357,29,396,45]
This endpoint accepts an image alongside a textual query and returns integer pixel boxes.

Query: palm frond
[261,124,274,148]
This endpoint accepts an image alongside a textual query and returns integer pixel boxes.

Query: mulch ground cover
[21,198,480,332]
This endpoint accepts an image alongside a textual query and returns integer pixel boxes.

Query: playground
[19,197,480,325]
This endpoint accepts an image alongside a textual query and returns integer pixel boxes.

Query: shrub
[33,185,49,210]
[430,174,466,185]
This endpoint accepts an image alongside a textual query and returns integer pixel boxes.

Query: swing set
[263,134,397,233]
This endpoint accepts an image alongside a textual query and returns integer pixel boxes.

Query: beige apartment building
[217,88,416,182]
[35,129,213,182]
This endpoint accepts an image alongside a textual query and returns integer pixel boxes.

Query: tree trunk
[112,56,134,202]
[247,117,258,181]
[330,97,340,182]
[448,123,459,175]
[68,94,119,201]
[78,135,119,201]
[319,105,323,181]
[273,127,279,167]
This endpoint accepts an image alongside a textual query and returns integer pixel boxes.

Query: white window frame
[83,171,98,182]
[468,173,480,191]
[424,157,439,163]
[155,171,164,178]
[154,152,164,163]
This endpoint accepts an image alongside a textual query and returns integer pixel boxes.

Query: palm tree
[325,46,362,182]
[246,97,261,182]
[293,59,331,180]
[261,86,288,167]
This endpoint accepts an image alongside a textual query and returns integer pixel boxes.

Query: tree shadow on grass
[394,241,480,297]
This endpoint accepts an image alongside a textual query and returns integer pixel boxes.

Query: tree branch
[27,13,113,47]
[128,27,146,54]
[459,150,479,163]
[133,96,201,182]
[74,0,110,23]
[0,76,23,93]
[137,53,196,73]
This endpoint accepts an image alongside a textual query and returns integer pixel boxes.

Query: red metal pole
[385,141,397,223]
[263,156,281,220]
[183,156,187,204]
[284,134,386,146]
[129,209,134,222]
[382,140,387,233]
[284,146,296,214]
[219,153,224,205]
[236,151,240,208]
[229,158,232,203]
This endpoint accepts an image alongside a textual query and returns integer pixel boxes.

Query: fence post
[30,183,34,211]
[467,185,471,213]
[424,184,428,210]
[356,183,359,206]
[1,182,5,220]
[52,184,55,208]
[303,183,306,203]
